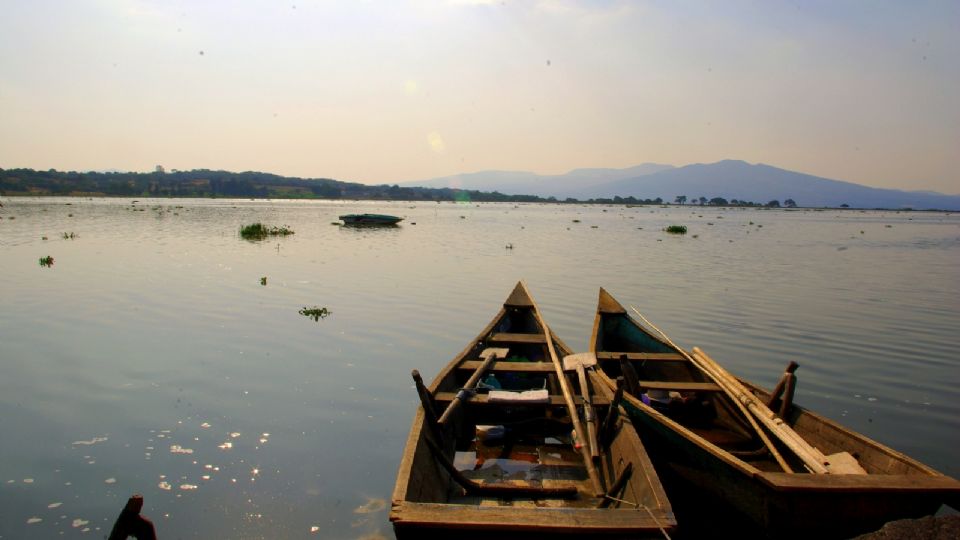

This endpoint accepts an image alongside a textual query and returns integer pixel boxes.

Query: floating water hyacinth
[239,223,294,240]
[299,306,331,321]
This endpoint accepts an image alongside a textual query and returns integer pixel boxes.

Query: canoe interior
[590,287,960,538]
[595,310,779,468]
[391,283,675,538]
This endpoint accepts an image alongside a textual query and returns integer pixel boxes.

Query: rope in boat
[640,502,673,540]
[600,496,672,539]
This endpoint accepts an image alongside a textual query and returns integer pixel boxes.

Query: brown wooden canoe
[590,287,960,539]
[391,282,676,539]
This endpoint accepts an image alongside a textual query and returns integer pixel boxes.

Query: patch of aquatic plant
[664,225,688,235]
[299,306,331,321]
[39,256,54,267]
[260,277,267,286]
[240,222,295,240]
[62,232,77,239]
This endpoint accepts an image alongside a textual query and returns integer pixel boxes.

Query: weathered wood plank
[488,333,547,344]
[756,472,960,492]
[459,361,556,373]
[596,352,686,362]
[435,391,611,406]
[391,501,673,531]
[639,380,722,392]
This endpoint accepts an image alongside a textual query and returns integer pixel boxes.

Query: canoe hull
[338,213,402,225]
[391,282,676,538]
[392,408,675,540]
[620,392,953,538]
[591,287,960,539]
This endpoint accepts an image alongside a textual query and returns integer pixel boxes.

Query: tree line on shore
[0,167,795,207]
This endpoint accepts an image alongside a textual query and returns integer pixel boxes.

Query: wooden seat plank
[596,352,686,362]
[488,333,547,344]
[639,380,722,392]
[458,360,556,373]
[435,391,610,406]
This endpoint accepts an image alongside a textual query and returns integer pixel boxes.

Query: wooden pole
[766,361,800,409]
[437,347,508,426]
[599,377,624,448]
[779,373,797,419]
[575,363,600,459]
[532,306,605,496]
[108,495,157,540]
[618,355,641,396]
[597,462,633,508]
[412,370,444,444]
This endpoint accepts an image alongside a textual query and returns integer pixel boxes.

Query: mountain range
[406,160,960,210]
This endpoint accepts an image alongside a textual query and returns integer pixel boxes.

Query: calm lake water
[1,197,958,538]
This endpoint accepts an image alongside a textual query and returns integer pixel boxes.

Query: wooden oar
[629,307,794,474]
[564,352,600,460]
[437,347,509,426]
[690,347,831,474]
[531,303,605,496]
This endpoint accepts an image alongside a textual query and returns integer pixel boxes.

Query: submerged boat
[590,287,960,539]
[391,282,675,539]
[338,213,402,225]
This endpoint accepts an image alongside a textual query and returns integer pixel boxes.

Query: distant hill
[5,161,957,209]
[577,160,960,210]
[407,160,960,210]
[406,163,674,198]
[0,168,549,203]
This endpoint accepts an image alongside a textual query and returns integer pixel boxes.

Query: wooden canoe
[590,287,960,539]
[391,282,676,539]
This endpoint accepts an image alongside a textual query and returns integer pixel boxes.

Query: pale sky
[1,0,957,193]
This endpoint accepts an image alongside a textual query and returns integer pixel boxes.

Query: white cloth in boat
[486,388,550,403]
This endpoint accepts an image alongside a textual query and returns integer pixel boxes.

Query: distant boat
[339,213,402,225]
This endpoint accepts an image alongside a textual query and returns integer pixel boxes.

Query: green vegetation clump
[39,255,54,267]
[62,232,76,239]
[664,225,688,235]
[299,306,331,321]
[240,222,294,240]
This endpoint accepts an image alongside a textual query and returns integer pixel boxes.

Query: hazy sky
[1,0,957,192]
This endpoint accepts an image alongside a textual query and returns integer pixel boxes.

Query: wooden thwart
[434,392,610,407]
[640,380,722,392]
[488,333,546,344]
[458,360,556,373]
[596,351,686,362]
